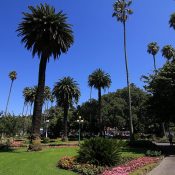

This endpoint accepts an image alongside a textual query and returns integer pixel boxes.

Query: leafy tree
[17,4,74,141]
[5,71,17,116]
[143,62,175,129]
[88,69,111,136]
[53,77,80,141]
[112,0,134,139]
[161,45,175,62]
[147,42,159,71]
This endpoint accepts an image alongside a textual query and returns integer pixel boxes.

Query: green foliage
[77,137,123,166]
[113,0,133,22]
[147,42,159,56]
[88,68,111,90]
[42,137,50,143]
[128,140,160,151]
[28,140,42,151]
[145,150,161,157]
[72,164,105,175]
[143,62,175,123]
[53,77,80,107]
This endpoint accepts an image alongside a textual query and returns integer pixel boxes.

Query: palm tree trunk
[32,56,47,141]
[22,102,25,116]
[25,104,29,116]
[5,80,14,116]
[30,103,33,116]
[89,87,92,136]
[123,21,133,140]
[153,55,157,71]
[63,104,69,141]
[98,88,103,136]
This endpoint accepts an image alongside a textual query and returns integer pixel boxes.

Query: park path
[148,155,175,175]
[148,143,175,175]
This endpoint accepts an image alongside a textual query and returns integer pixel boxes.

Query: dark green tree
[161,45,175,62]
[17,4,74,141]
[112,0,134,139]
[53,77,80,141]
[88,68,111,136]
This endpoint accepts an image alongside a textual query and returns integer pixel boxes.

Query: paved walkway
[148,156,175,175]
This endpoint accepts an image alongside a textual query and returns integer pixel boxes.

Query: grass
[0,147,78,175]
[0,144,146,175]
[121,147,145,158]
[129,163,158,175]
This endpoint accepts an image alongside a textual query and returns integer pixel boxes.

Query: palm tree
[88,69,111,136]
[147,42,159,71]
[17,4,74,141]
[44,86,51,111]
[112,0,134,139]
[53,77,80,141]
[161,45,175,62]
[5,71,17,116]
[22,87,31,116]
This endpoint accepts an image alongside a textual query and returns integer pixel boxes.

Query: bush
[58,156,76,170]
[28,140,42,151]
[128,140,160,151]
[42,137,50,143]
[0,144,13,152]
[77,137,123,166]
[145,150,162,157]
[72,164,105,175]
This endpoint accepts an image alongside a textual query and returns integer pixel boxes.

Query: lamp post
[77,116,84,145]
[45,120,49,138]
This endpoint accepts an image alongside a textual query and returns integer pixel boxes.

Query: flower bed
[102,157,160,175]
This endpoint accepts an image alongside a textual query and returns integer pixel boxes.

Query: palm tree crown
[169,13,175,30]
[9,71,17,81]
[53,77,80,107]
[17,3,74,59]
[162,45,175,61]
[147,42,159,56]
[112,0,133,22]
[88,69,111,90]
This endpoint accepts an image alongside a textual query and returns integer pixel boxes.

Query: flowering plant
[102,157,160,175]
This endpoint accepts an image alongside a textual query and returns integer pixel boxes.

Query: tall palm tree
[147,42,159,71]
[112,0,134,139]
[5,71,17,116]
[53,77,80,141]
[88,69,111,136]
[44,86,51,111]
[161,45,175,62]
[22,87,31,116]
[17,4,74,141]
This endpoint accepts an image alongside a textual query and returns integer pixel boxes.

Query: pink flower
[102,157,160,175]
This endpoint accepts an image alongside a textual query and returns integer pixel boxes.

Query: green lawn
[0,148,78,175]
[0,146,145,175]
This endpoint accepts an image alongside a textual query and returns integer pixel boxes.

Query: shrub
[128,140,160,151]
[77,137,123,166]
[72,164,105,175]
[145,150,161,157]
[0,144,13,152]
[42,137,50,143]
[28,140,42,151]
[58,156,76,170]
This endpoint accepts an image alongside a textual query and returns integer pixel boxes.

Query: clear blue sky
[0,0,175,115]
